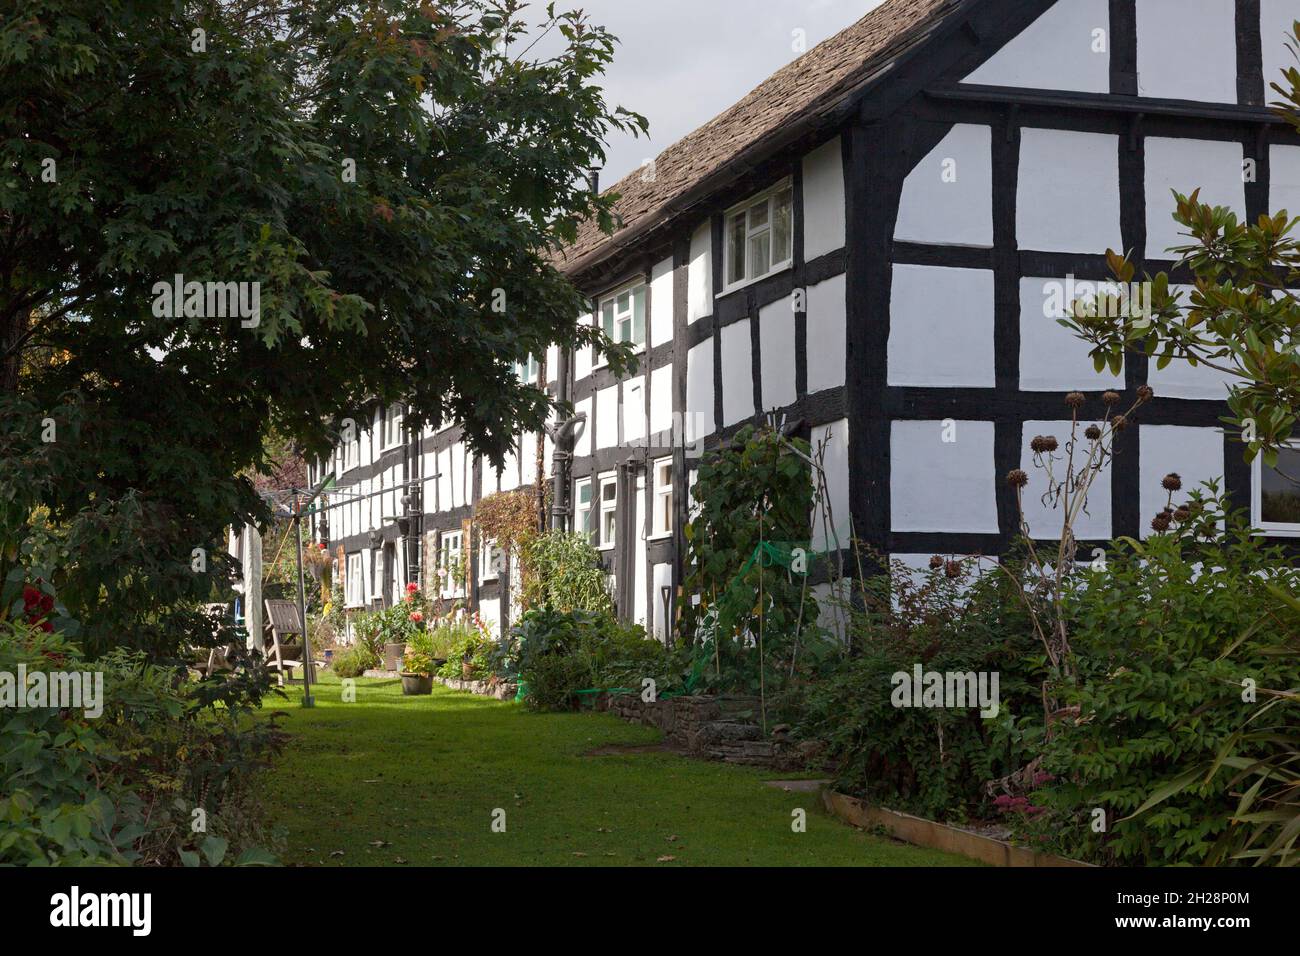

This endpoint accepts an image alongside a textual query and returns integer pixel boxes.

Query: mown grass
[259,673,974,867]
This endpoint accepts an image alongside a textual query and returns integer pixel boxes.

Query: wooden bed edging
[821,790,1095,868]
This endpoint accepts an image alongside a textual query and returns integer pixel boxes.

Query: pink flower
[409,611,423,623]
[406,582,419,593]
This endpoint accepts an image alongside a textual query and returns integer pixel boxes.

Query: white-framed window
[724,180,793,291]
[652,457,673,538]
[574,478,595,544]
[515,354,540,385]
[439,530,464,596]
[1253,443,1300,537]
[342,434,358,473]
[594,283,646,368]
[598,473,618,550]
[381,404,403,450]
[479,537,504,582]
[345,553,363,607]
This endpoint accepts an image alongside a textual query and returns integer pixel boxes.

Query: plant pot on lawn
[401,672,433,695]
[383,642,407,672]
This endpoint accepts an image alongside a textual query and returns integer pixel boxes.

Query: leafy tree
[0,0,642,654]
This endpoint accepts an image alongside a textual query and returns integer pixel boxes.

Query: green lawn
[259,674,974,867]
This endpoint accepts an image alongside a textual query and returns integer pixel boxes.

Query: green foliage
[791,559,1042,820]
[0,0,643,659]
[682,425,826,696]
[331,643,379,679]
[1035,488,1300,866]
[520,530,612,613]
[402,628,436,677]
[0,619,284,866]
[435,614,498,682]
[511,608,673,712]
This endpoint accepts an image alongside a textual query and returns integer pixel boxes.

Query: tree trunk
[1,303,30,395]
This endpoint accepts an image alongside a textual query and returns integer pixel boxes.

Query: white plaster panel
[520,431,538,486]
[1263,0,1299,98]
[1019,276,1125,391]
[963,0,1110,93]
[574,312,594,379]
[500,446,519,492]
[687,222,712,323]
[650,256,675,347]
[477,599,501,638]
[596,385,619,450]
[1019,420,1113,540]
[759,294,798,411]
[1145,137,1246,258]
[813,419,851,552]
[622,375,646,445]
[1270,145,1300,219]
[633,480,648,629]
[721,319,754,427]
[889,264,995,387]
[802,136,846,259]
[806,274,846,393]
[1017,128,1122,254]
[1136,0,1238,104]
[574,398,592,458]
[1140,425,1225,537]
[546,344,559,384]
[895,124,993,247]
[686,339,715,442]
[890,420,999,533]
[650,364,674,439]
[1145,285,1238,400]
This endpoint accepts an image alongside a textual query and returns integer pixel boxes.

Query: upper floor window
[1254,443,1300,537]
[439,530,465,595]
[574,478,595,545]
[595,283,646,367]
[381,404,403,450]
[725,181,793,291]
[515,354,541,385]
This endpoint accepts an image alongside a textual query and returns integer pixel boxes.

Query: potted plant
[401,629,436,695]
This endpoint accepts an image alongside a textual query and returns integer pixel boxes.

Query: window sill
[1254,524,1300,538]
[647,531,673,541]
[718,262,793,299]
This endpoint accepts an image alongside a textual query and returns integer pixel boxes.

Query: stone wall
[599,693,790,766]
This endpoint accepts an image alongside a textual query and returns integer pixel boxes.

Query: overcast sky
[529,0,886,184]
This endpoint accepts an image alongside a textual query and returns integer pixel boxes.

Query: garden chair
[263,599,314,685]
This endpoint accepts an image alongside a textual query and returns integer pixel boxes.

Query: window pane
[617,291,631,312]
[578,482,591,505]
[603,509,616,544]
[1262,447,1300,524]
[773,188,793,264]
[749,231,771,277]
[602,481,616,503]
[632,287,646,346]
[729,214,747,284]
[602,302,615,339]
[748,200,768,229]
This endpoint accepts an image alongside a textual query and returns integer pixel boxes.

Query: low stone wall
[599,693,794,767]
[433,675,518,701]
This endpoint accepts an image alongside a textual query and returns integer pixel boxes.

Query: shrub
[331,643,378,679]
[512,607,674,712]
[402,629,436,676]
[521,531,612,613]
[791,558,1042,821]
[0,618,284,866]
[1034,488,1300,865]
[435,614,497,682]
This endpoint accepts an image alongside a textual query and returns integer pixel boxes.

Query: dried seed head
[929,555,944,571]
[1112,414,1129,432]
[1007,469,1029,489]
[1030,435,1059,454]
[944,560,962,579]
[1102,391,1121,406]
[1136,384,1154,402]
[1162,472,1182,491]
[1173,506,1191,523]
[1065,391,1086,409]
[1085,425,1102,441]
[1151,512,1172,533]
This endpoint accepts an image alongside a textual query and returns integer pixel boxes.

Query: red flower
[38,594,54,613]
[39,620,53,633]
[406,582,419,593]
[22,586,41,607]
[409,611,423,623]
